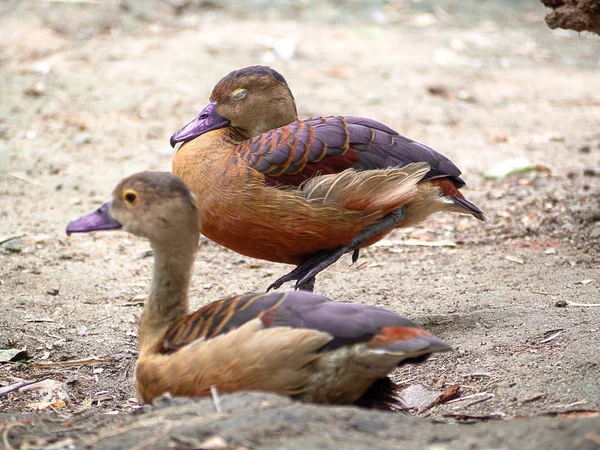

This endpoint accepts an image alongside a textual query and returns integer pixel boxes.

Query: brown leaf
[421,384,461,412]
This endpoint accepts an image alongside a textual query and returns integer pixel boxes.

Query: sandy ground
[0,0,599,448]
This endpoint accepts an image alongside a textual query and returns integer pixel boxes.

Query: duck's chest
[173,134,262,193]
[172,136,268,219]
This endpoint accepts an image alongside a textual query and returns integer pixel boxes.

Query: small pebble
[555,300,567,308]
[0,335,13,349]
[46,288,59,296]
[24,81,45,97]
[579,144,591,153]
[74,133,91,145]
[589,226,600,239]
[33,62,51,75]
[583,167,597,177]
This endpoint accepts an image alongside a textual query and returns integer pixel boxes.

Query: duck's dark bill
[170,102,231,148]
[66,201,122,236]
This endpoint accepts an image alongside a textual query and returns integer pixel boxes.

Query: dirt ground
[1,0,599,448]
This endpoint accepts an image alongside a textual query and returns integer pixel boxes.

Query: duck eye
[123,189,139,205]
[231,88,247,100]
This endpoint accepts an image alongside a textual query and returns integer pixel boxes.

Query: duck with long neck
[66,171,452,408]
[67,173,198,355]
[138,207,198,355]
[171,66,487,292]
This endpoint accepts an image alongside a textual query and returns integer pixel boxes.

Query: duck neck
[236,94,298,139]
[138,236,198,353]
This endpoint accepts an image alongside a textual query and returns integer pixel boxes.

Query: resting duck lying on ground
[66,171,451,409]
[171,65,487,291]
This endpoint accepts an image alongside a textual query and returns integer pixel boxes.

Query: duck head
[170,65,298,147]
[66,172,199,248]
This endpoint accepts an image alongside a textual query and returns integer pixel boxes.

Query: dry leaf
[0,349,28,362]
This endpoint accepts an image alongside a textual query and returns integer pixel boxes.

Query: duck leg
[296,276,316,292]
[267,206,406,291]
[296,250,358,291]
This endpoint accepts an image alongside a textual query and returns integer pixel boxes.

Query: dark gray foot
[296,276,316,292]
[267,206,406,291]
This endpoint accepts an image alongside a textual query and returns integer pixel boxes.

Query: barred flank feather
[301,162,430,212]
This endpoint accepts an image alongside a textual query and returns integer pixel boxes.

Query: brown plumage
[66,172,451,409]
[171,66,487,290]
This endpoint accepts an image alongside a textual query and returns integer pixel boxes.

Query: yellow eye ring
[231,88,247,100]
[123,189,139,206]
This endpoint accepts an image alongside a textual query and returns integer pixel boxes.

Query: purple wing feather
[236,116,466,188]
[269,293,451,354]
[160,290,450,356]
[343,117,466,187]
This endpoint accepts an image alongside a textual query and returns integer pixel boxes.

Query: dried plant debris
[0,349,29,363]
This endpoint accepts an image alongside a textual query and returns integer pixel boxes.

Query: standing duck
[171,66,487,291]
[66,172,451,408]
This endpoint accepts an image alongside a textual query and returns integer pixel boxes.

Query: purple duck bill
[170,102,231,148]
[66,201,122,236]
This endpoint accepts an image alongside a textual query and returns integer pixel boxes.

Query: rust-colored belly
[172,135,389,266]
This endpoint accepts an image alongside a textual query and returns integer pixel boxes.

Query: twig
[395,377,417,386]
[0,377,52,397]
[354,260,369,270]
[521,392,545,404]
[121,361,131,382]
[540,330,563,344]
[37,0,118,4]
[556,400,586,409]
[50,426,89,434]
[447,392,491,404]
[566,301,600,307]
[442,412,505,421]
[30,357,113,369]
[89,315,112,327]
[7,173,40,185]
[211,385,222,413]
[466,393,495,407]
[551,98,600,107]
[0,235,26,246]
[470,372,492,378]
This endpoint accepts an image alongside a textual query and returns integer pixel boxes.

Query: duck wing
[235,116,466,188]
[158,290,450,358]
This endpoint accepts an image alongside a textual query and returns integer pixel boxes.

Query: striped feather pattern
[236,117,356,181]
[234,115,468,189]
[300,162,429,212]
[157,289,450,360]
[158,292,288,354]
